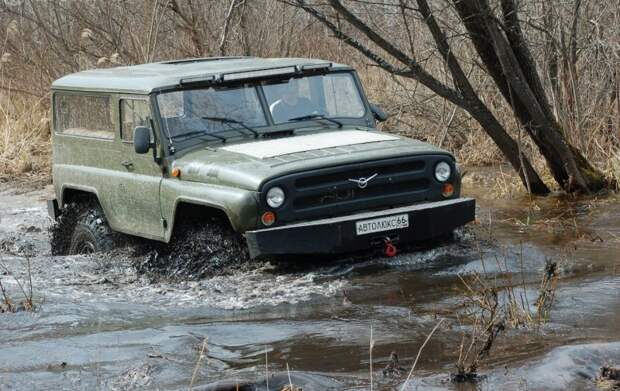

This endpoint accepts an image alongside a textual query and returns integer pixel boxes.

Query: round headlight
[266,187,285,208]
[435,161,451,182]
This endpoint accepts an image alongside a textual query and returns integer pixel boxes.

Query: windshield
[263,73,365,123]
[155,71,366,143]
[157,85,266,139]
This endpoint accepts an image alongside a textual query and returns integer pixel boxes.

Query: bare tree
[285,0,611,193]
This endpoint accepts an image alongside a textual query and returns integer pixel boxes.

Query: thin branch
[287,0,466,107]
[400,318,445,391]
[219,0,240,55]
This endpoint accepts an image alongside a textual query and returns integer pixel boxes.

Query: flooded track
[1,178,620,390]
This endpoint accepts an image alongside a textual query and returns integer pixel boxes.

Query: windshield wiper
[202,116,259,138]
[288,114,343,128]
[170,129,227,142]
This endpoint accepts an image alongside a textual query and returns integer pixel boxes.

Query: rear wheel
[50,202,117,255]
[68,205,117,255]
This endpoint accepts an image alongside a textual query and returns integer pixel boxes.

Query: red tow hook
[384,238,397,257]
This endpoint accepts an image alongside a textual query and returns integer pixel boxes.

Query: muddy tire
[136,218,251,280]
[50,202,117,255]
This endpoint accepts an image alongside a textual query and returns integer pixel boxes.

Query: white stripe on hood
[219,130,398,159]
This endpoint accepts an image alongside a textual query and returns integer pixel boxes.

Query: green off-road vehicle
[48,57,475,260]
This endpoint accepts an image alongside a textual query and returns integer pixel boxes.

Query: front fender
[160,178,259,242]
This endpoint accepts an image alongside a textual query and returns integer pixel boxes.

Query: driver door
[114,97,164,240]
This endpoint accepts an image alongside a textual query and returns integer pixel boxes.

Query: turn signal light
[171,167,181,178]
[442,183,454,197]
[261,211,276,226]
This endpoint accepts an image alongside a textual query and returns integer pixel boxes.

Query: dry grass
[0,92,51,182]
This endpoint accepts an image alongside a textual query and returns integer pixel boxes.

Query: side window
[120,99,152,142]
[55,94,114,139]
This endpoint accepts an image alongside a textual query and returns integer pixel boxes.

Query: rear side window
[55,94,114,139]
[120,99,151,142]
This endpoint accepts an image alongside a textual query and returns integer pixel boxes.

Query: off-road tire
[50,202,117,255]
[136,217,251,280]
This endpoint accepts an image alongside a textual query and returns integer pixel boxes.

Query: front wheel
[136,218,251,280]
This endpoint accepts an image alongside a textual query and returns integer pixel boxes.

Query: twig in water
[265,346,269,391]
[286,362,293,390]
[400,318,445,391]
[369,324,375,391]
[189,337,208,390]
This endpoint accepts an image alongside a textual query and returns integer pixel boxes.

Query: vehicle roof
[51,57,351,94]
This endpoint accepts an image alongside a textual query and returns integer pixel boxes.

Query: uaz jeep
[48,57,475,259]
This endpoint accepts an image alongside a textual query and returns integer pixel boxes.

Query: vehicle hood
[170,129,453,191]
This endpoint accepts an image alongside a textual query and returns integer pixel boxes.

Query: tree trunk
[453,0,608,192]
[416,0,549,194]
[464,97,551,194]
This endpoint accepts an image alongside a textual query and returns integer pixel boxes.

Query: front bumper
[244,197,475,258]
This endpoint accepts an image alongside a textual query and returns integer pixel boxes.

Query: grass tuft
[0,257,36,313]
[452,247,563,383]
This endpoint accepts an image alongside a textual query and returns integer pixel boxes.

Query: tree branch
[287,0,466,107]
[328,0,464,103]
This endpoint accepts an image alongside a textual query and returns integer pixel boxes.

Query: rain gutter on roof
[176,62,334,88]
[50,85,152,94]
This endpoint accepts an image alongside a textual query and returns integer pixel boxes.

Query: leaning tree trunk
[453,0,608,193]
[415,0,550,194]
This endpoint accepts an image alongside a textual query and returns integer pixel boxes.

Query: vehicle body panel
[170,129,451,191]
[52,91,164,240]
[159,179,259,241]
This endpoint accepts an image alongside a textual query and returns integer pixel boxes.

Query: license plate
[355,214,410,236]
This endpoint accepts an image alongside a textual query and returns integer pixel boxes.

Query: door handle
[121,160,133,168]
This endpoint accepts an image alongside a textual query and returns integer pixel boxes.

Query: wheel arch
[166,198,235,242]
[59,185,115,226]
[61,185,101,207]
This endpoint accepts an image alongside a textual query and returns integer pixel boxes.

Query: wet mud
[131,222,258,282]
[1,176,620,390]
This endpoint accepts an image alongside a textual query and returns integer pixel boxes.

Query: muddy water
[1,178,620,390]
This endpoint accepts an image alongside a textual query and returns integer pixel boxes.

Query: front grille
[294,160,425,190]
[260,155,454,224]
[294,178,430,210]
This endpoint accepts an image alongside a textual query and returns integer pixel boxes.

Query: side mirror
[370,103,389,122]
[134,126,152,154]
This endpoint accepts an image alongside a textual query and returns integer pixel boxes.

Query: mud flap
[47,199,60,220]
